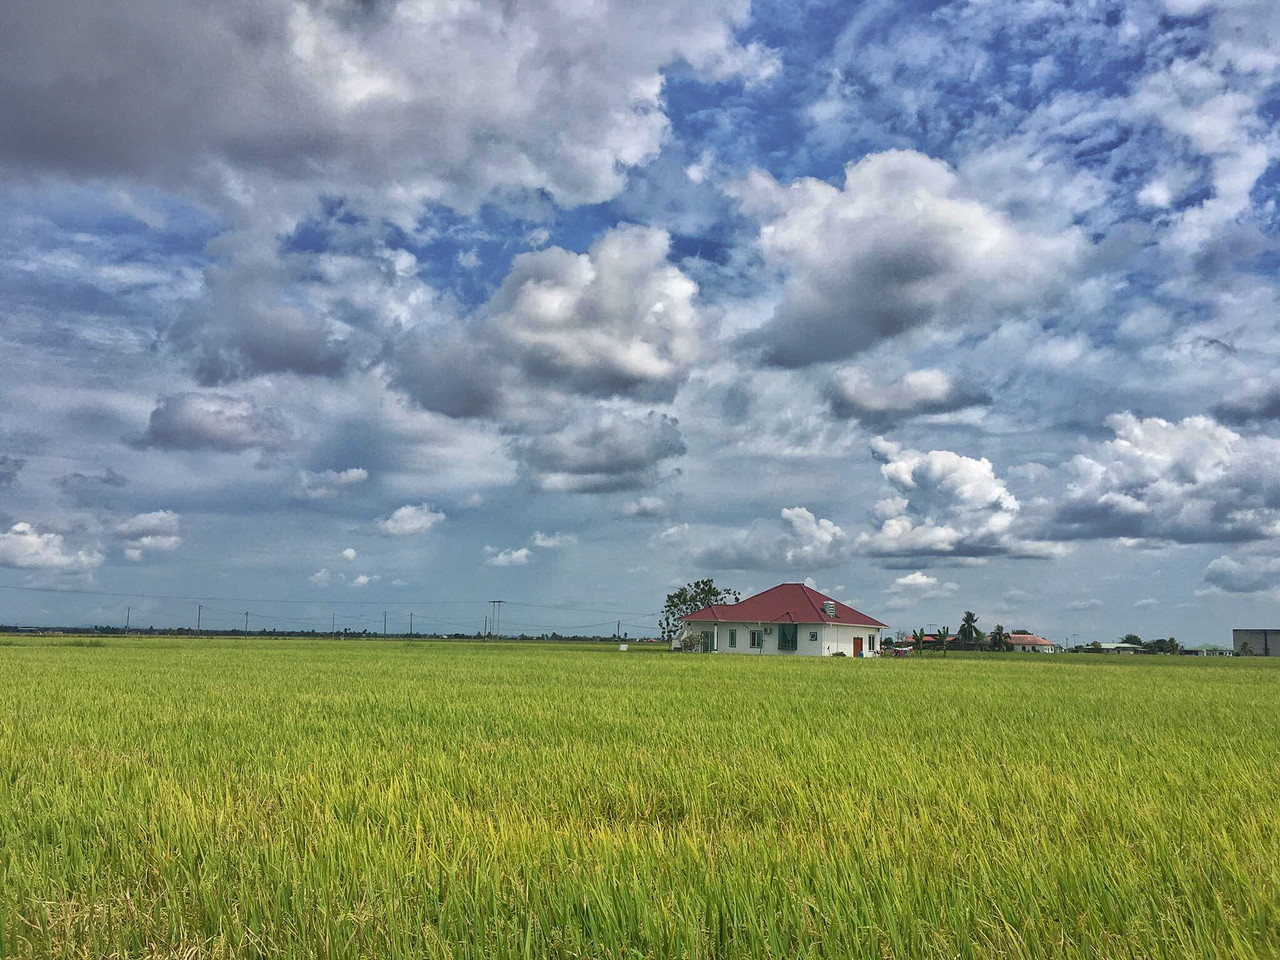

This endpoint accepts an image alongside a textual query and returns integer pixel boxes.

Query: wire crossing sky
[1,0,1278,640]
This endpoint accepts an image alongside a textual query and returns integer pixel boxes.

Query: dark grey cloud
[0,455,24,489]
[387,328,502,420]
[1203,555,1280,595]
[1212,388,1280,426]
[0,0,768,207]
[511,411,686,493]
[55,467,128,507]
[131,393,292,453]
[825,367,991,426]
[736,151,1082,368]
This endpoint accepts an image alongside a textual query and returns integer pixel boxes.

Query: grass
[0,636,1276,959]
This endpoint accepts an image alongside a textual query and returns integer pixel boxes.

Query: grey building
[1232,629,1280,657]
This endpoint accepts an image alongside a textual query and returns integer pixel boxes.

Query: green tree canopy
[660,579,741,646]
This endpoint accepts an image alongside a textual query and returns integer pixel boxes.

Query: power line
[0,582,655,617]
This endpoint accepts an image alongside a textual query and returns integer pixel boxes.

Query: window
[728,629,737,648]
[809,631,819,642]
[749,630,763,648]
[778,623,798,651]
[700,631,713,652]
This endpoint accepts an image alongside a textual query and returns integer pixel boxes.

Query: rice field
[0,636,1276,959]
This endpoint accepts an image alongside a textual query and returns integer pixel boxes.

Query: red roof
[1009,633,1056,646]
[683,583,887,628]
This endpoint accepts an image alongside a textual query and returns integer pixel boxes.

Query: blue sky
[1,0,1279,641]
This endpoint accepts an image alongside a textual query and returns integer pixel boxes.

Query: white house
[678,583,887,657]
[1008,632,1061,653]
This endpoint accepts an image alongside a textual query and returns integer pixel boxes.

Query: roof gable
[682,582,887,628]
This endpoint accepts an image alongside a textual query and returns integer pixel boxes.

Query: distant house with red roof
[1008,632,1061,653]
[679,582,888,657]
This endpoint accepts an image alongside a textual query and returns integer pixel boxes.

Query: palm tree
[988,623,1010,652]
[936,626,951,657]
[912,627,927,655]
[958,611,979,650]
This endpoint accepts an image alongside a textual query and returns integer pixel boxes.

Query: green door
[778,623,798,652]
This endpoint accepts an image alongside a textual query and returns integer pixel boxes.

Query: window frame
[749,629,763,649]
[728,628,737,648]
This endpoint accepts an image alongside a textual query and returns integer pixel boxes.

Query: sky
[1,0,1279,643]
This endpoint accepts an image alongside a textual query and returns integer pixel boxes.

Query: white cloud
[737,150,1082,366]
[826,367,990,425]
[1203,554,1280,597]
[531,531,577,549]
[115,510,181,537]
[115,510,182,555]
[1055,413,1280,544]
[619,496,668,519]
[0,522,102,571]
[685,506,852,571]
[309,568,331,586]
[378,504,446,536]
[341,548,357,561]
[485,546,532,567]
[293,467,368,500]
[350,573,380,588]
[1065,598,1103,611]
[859,437,1064,560]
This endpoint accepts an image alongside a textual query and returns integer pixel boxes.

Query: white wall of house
[1012,642,1060,653]
[685,621,882,657]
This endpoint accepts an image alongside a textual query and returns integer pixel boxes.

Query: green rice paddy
[0,636,1276,959]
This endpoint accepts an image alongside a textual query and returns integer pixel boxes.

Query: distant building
[1092,642,1145,654]
[1183,645,1234,657]
[1232,629,1279,657]
[1007,632,1062,653]
[680,582,887,657]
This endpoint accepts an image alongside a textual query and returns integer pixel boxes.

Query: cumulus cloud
[378,503,446,536]
[1053,413,1280,544]
[390,226,701,418]
[0,0,771,208]
[511,410,686,493]
[115,510,183,556]
[687,506,851,571]
[350,573,379,588]
[737,150,1082,367]
[1065,598,1103,611]
[310,568,332,586]
[859,437,1063,560]
[825,367,991,426]
[293,467,368,500]
[341,547,357,561]
[488,225,701,401]
[0,522,102,571]
[485,546,532,567]
[619,496,668,519]
[531,531,577,549]
[887,571,959,596]
[1203,554,1280,596]
[131,393,291,453]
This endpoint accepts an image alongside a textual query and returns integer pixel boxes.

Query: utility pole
[489,600,503,639]
[616,620,621,639]
[409,612,413,638]
[331,613,335,638]
[383,611,387,639]
[197,604,202,636]
[484,616,488,637]
[244,611,250,637]
[125,606,130,634]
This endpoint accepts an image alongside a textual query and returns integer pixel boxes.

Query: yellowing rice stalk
[0,637,1276,958]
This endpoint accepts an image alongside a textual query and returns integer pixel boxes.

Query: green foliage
[659,578,739,646]
[1,636,1278,959]
[1121,633,1143,646]
[957,611,980,650]
[988,624,1011,652]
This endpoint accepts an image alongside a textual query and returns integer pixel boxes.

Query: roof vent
[822,600,836,618]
